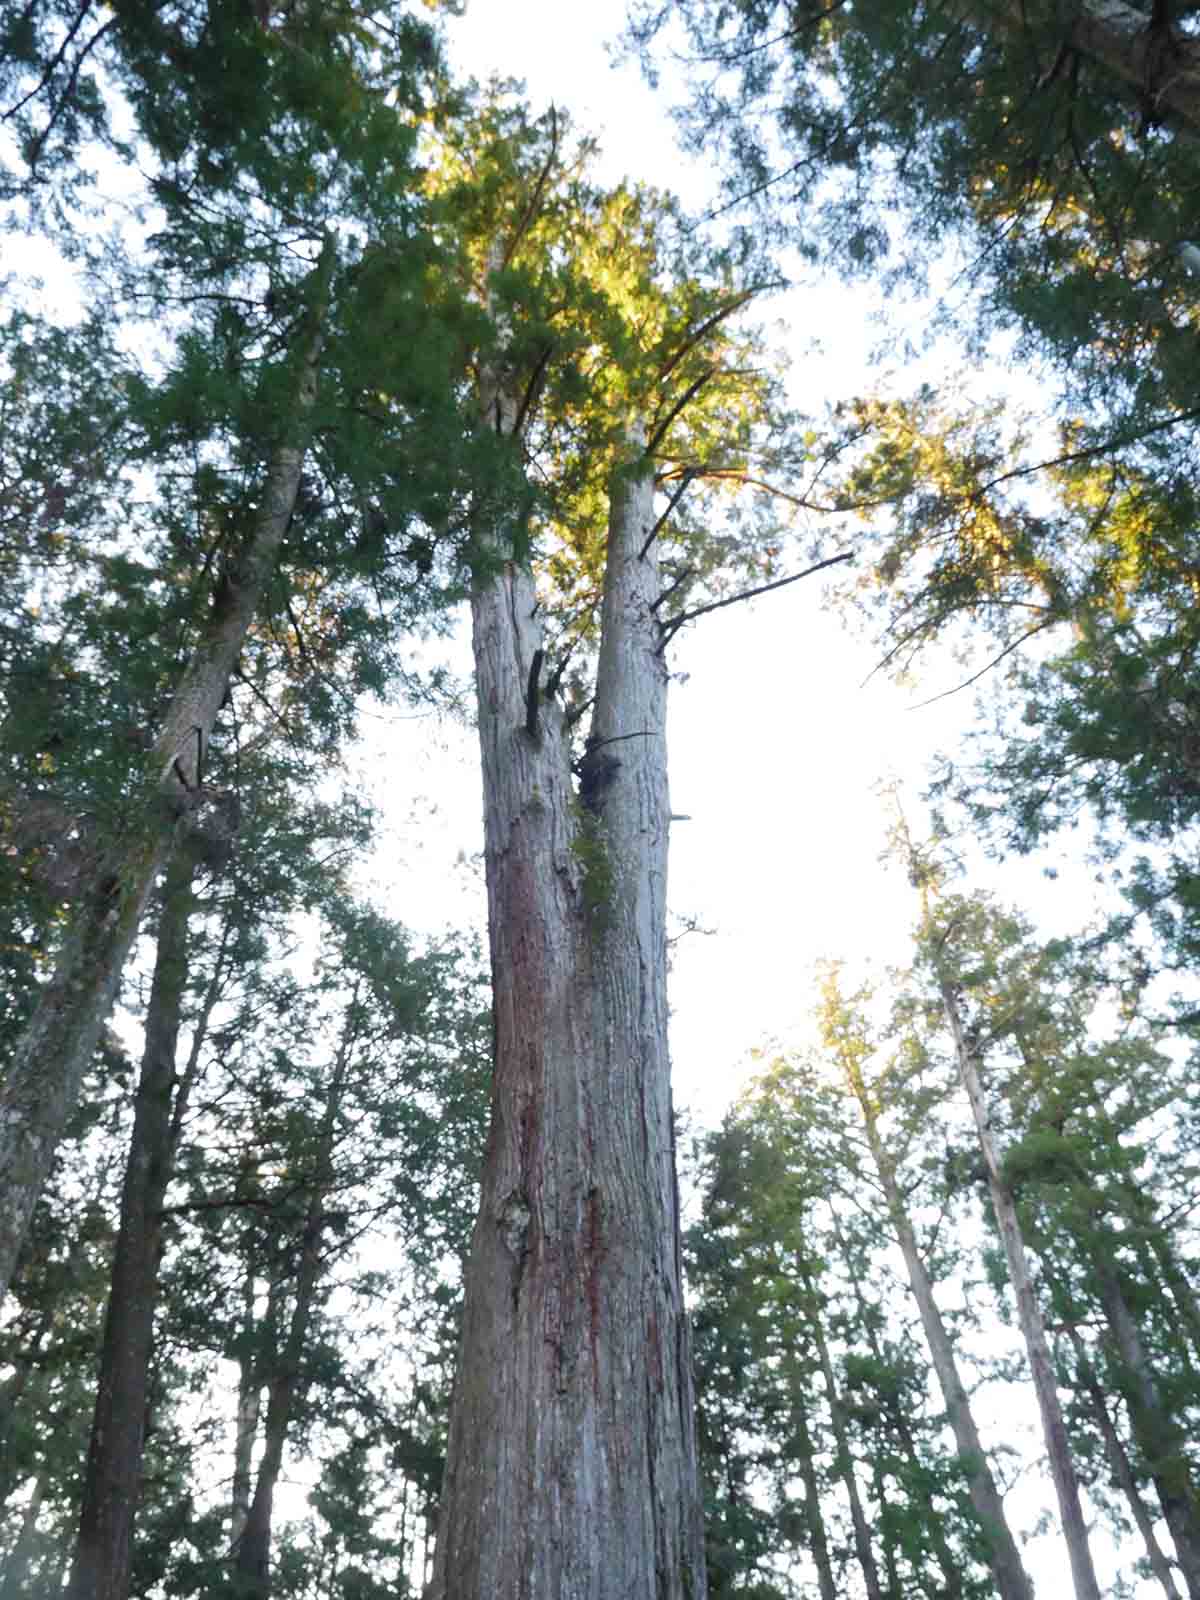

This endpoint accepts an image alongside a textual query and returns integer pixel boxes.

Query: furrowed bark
[0,237,334,1305]
[430,423,705,1598]
[64,846,198,1600]
[940,980,1102,1600]
[842,1066,1034,1600]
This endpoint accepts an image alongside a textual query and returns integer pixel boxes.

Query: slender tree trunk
[841,1064,1034,1600]
[429,415,705,1597]
[0,237,334,1304]
[834,1218,965,1600]
[1092,1260,1200,1600]
[795,1253,883,1600]
[1070,1330,1181,1600]
[0,1473,46,1600]
[64,848,199,1600]
[230,1263,262,1556]
[789,1398,838,1600]
[233,1028,349,1598]
[939,979,1102,1600]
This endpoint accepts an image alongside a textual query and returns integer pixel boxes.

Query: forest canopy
[0,1,1197,1597]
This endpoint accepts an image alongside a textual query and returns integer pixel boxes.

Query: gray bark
[429,412,705,1597]
[0,237,333,1305]
[939,980,1102,1600]
[844,1068,1034,1600]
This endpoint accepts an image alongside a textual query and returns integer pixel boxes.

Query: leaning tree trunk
[940,980,1102,1600]
[0,238,334,1305]
[428,418,706,1597]
[842,1066,1034,1600]
[65,845,200,1600]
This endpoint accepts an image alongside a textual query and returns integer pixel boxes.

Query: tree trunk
[428,420,706,1598]
[789,1399,838,1600]
[1093,1260,1200,1600]
[843,1065,1034,1600]
[940,979,1102,1600]
[64,847,198,1600]
[0,237,334,1304]
[0,1473,47,1600]
[1070,1330,1181,1600]
[233,1027,349,1598]
[833,1214,965,1600]
[957,0,1200,135]
[795,1253,884,1600]
[230,1261,263,1556]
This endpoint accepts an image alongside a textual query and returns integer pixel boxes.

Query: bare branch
[658,550,854,647]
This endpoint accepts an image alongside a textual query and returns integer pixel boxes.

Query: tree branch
[658,550,854,647]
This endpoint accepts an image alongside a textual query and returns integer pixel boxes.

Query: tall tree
[0,0,479,1298]
[909,870,1103,1600]
[818,968,1035,1600]
[425,104,841,1600]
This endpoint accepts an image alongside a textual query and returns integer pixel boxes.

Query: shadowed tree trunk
[1093,1259,1200,1600]
[0,237,333,1303]
[64,845,200,1600]
[1070,1329,1182,1600]
[232,1019,352,1598]
[795,1249,883,1600]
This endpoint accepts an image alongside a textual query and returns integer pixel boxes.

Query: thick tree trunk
[1093,1261,1200,1600]
[843,1069,1034,1600]
[940,980,1101,1600]
[1070,1331,1181,1600]
[429,427,705,1598]
[0,237,333,1304]
[64,847,198,1600]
